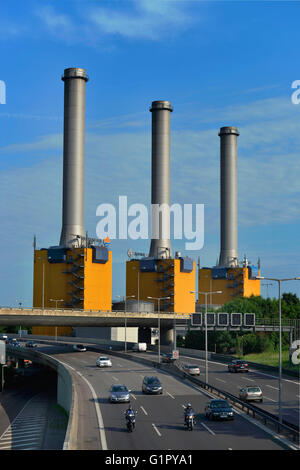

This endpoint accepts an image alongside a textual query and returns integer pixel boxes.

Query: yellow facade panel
[126,258,196,314]
[33,246,112,336]
[198,266,261,306]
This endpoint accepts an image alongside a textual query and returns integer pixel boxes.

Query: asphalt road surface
[36,345,296,450]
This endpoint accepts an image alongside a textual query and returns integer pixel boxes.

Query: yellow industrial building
[32,245,112,336]
[126,257,196,314]
[198,264,261,307]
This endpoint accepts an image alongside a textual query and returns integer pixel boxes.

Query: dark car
[142,376,163,395]
[161,353,177,363]
[228,359,249,373]
[10,341,21,348]
[205,399,234,421]
[25,341,38,348]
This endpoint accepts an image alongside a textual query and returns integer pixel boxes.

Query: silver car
[183,364,200,376]
[109,384,131,403]
[96,356,112,368]
[239,386,263,402]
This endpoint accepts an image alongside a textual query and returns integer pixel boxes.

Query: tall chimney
[218,126,239,267]
[60,68,88,247]
[149,100,173,259]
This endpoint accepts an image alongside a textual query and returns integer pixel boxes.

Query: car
[109,384,131,403]
[7,338,17,344]
[96,356,112,367]
[228,359,249,373]
[161,353,177,363]
[239,386,263,402]
[25,341,38,348]
[183,364,200,376]
[205,399,234,421]
[142,376,163,394]
[10,341,21,348]
[0,335,8,341]
[73,344,86,352]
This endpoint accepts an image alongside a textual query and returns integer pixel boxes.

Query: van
[132,342,147,352]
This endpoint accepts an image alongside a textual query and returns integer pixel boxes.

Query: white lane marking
[215,378,226,383]
[166,391,175,399]
[263,396,276,402]
[130,394,137,400]
[140,406,148,416]
[241,377,254,382]
[76,371,108,450]
[201,422,215,436]
[266,385,279,391]
[112,376,118,381]
[152,423,162,437]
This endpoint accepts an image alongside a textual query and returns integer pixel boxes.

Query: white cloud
[87,0,193,41]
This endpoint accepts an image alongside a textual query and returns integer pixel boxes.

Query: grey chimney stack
[60,68,88,247]
[149,100,173,259]
[218,126,239,267]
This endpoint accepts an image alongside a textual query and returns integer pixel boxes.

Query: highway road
[27,343,297,450]
[151,351,300,429]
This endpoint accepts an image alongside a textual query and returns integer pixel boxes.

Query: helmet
[187,403,191,407]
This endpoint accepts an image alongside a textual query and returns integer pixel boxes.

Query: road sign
[206,313,216,326]
[191,313,202,326]
[217,313,229,326]
[172,350,179,359]
[244,313,255,326]
[231,313,242,326]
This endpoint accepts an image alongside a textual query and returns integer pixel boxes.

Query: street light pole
[131,266,140,313]
[117,295,135,352]
[191,290,222,384]
[256,275,300,425]
[147,296,170,364]
[49,299,64,342]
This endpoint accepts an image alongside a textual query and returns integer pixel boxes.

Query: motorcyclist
[125,405,135,420]
[125,405,136,429]
[184,403,195,423]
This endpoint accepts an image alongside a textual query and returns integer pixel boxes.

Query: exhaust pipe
[59,68,88,247]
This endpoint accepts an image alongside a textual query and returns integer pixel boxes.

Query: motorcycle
[125,413,136,432]
[185,412,195,431]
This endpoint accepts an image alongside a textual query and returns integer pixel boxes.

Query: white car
[96,356,112,367]
[73,344,86,352]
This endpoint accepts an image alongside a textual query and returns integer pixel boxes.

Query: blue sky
[1,0,300,306]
